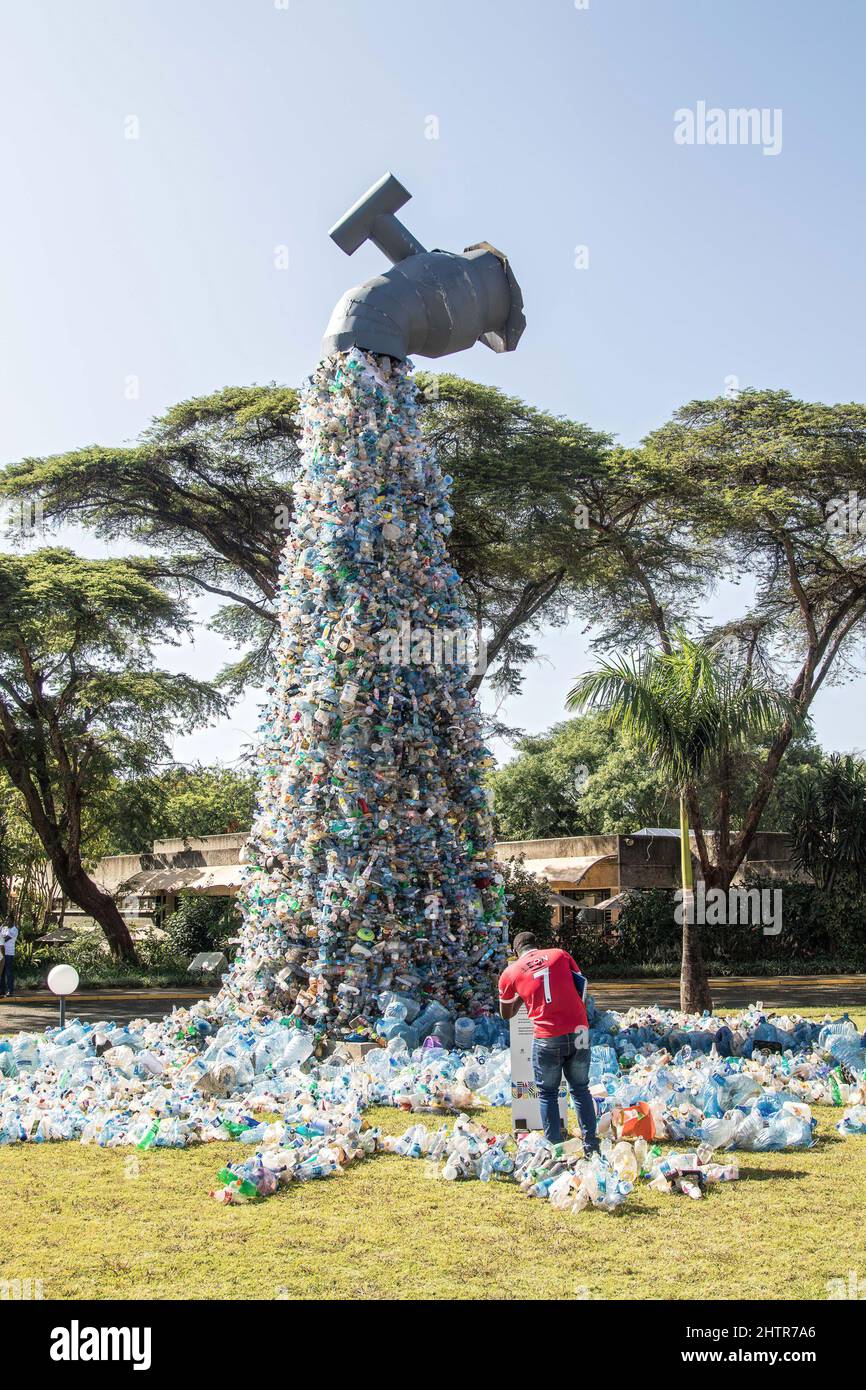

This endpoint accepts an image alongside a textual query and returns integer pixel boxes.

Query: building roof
[547,889,586,908]
[500,852,616,884]
[592,892,633,911]
[190,864,245,892]
[119,864,243,895]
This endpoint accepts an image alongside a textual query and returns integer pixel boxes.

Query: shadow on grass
[741,1167,810,1182]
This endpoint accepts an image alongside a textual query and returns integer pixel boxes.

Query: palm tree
[566,632,798,1013]
[789,754,866,892]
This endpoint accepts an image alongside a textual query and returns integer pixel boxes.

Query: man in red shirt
[498,931,599,1150]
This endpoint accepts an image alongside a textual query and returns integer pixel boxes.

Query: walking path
[1,975,864,1032]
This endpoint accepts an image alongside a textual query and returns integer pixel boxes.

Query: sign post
[509,1006,569,1133]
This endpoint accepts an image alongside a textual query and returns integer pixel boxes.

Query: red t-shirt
[498,947,588,1039]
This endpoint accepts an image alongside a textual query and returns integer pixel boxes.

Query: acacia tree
[0,378,615,697]
[560,443,716,656]
[643,390,866,887]
[0,549,223,960]
[6,380,862,916]
[415,374,613,692]
[0,386,301,696]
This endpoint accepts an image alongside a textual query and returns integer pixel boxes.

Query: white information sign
[509,1006,569,1132]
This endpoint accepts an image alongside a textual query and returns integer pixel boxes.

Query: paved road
[590,975,866,1013]
[0,990,203,1032]
[1,975,864,1033]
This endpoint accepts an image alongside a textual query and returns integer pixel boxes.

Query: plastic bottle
[430,1020,455,1050]
[454,1017,476,1050]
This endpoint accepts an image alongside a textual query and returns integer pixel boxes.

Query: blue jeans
[532,1032,598,1148]
[0,957,13,996]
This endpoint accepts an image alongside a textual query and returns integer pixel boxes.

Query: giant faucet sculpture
[226,173,526,1037]
[323,172,525,360]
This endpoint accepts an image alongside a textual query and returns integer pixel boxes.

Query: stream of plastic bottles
[2,995,864,1213]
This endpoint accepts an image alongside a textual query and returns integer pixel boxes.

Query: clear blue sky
[2,0,865,764]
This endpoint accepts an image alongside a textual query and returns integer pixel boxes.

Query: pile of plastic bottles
[211,1109,743,1212]
[4,995,864,1216]
[213,1119,640,1212]
[220,348,507,1036]
[644,1145,740,1199]
[207,999,866,1207]
[375,1123,737,1210]
[381,1120,639,1212]
[0,1003,509,1149]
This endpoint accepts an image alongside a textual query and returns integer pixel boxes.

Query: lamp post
[47,964,80,1028]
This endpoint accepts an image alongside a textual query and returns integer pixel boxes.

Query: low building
[64,834,248,927]
[76,827,797,931]
[494,829,797,933]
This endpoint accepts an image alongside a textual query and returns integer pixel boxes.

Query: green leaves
[0,548,226,862]
[644,390,866,657]
[566,631,800,790]
[95,764,257,857]
[788,754,866,892]
[489,713,679,840]
[0,548,183,663]
[0,376,621,696]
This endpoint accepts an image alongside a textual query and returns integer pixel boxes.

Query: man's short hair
[512,931,538,956]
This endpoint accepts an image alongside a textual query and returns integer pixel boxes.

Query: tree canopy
[490,711,821,844]
[1,375,622,697]
[0,549,223,957]
[643,389,866,855]
[97,763,257,856]
[5,380,866,952]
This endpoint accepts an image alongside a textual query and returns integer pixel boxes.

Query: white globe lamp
[47,963,80,1026]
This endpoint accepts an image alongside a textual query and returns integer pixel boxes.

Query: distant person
[498,931,598,1151]
[0,920,18,996]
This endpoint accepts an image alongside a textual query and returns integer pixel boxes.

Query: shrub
[554,878,866,972]
[64,929,113,973]
[501,857,554,941]
[163,894,237,961]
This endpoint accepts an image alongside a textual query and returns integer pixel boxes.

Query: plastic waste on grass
[1,998,856,1215]
[837,1104,866,1136]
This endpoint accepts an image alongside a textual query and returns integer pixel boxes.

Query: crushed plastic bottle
[837,1104,866,1136]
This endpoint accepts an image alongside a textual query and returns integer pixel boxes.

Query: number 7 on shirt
[532,965,552,1003]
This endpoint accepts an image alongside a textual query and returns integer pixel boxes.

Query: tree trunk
[681,919,713,1015]
[0,747,139,963]
[58,866,137,962]
[679,793,712,1013]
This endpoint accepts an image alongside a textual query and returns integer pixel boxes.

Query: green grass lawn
[2,1007,863,1301]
